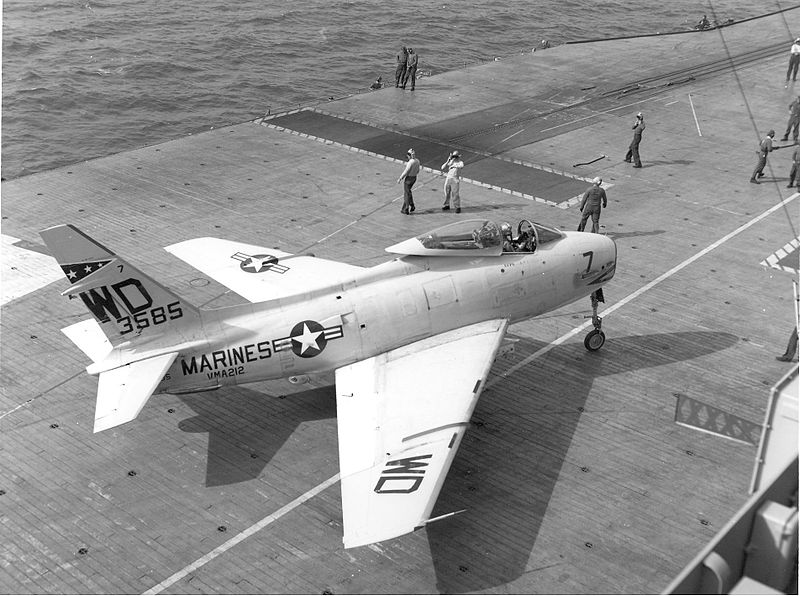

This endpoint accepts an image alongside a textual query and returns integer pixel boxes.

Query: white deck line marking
[142,473,340,595]
[490,193,800,385]
[761,235,800,273]
[500,128,525,144]
[688,93,703,137]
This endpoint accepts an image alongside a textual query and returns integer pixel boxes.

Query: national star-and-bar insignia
[60,260,112,282]
[231,252,289,274]
[272,320,345,358]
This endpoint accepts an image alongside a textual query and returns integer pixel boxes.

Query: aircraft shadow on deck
[425,329,739,593]
[169,329,737,591]
[176,384,336,487]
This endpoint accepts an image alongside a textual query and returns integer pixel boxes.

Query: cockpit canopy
[385,219,563,256]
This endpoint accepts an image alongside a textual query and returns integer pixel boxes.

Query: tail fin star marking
[40,224,201,347]
[62,260,113,282]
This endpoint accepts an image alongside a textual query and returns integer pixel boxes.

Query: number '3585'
[117,301,183,334]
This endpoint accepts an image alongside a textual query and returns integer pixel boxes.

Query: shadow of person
[606,229,666,240]
[425,329,739,593]
[643,159,694,167]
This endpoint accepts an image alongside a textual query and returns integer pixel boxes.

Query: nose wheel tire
[584,329,606,351]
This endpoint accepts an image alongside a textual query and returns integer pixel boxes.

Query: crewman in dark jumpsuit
[402,48,418,90]
[577,177,608,234]
[624,112,645,168]
[750,130,776,184]
[395,46,408,88]
[780,95,800,143]
[787,144,800,188]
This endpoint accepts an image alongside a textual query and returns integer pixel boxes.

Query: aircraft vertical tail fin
[40,224,200,347]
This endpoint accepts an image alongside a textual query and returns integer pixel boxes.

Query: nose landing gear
[584,289,606,351]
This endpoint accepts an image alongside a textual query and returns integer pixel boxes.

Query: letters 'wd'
[40,225,200,344]
[374,454,432,494]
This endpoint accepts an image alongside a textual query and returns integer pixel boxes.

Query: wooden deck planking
[2,10,799,595]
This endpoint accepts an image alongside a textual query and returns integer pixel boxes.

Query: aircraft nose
[579,232,617,285]
[599,235,617,281]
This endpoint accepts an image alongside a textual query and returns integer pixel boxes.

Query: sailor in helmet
[500,222,514,252]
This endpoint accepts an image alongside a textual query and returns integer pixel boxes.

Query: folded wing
[165,238,365,303]
[335,319,508,548]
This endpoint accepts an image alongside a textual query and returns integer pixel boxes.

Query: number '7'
[582,251,594,273]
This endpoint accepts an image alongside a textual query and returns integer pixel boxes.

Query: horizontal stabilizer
[62,319,113,363]
[165,237,365,303]
[94,352,177,432]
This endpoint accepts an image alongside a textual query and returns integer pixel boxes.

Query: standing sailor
[787,144,800,189]
[780,95,800,143]
[750,130,776,184]
[395,46,408,88]
[577,177,608,234]
[624,112,645,168]
[397,148,420,214]
[441,150,464,213]
[402,48,418,90]
[786,38,800,84]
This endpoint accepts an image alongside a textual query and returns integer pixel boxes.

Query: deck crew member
[750,130,776,184]
[577,177,608,234]
[780,95,800,143]
[624,112,645,168]
[441,150,464,213]
[402,48,418,89]
[397,148,420,214]
[395,46,408,88]
[787,38,800,83]
[787,144,800,190]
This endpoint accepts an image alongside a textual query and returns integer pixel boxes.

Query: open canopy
[385,219,563,256]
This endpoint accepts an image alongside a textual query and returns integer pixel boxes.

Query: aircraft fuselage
[157,231,616,394]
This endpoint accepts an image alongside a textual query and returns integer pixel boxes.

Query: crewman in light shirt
[396,148,420,215]
[441,150,464,213]
[786,38,800,84]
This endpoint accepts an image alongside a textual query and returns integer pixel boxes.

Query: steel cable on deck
[706,0,798,241]
[447,41,790,146]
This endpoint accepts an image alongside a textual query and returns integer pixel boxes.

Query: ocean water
[2,0,769,180]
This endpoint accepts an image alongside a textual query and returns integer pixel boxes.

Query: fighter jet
[40,217,616,548]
